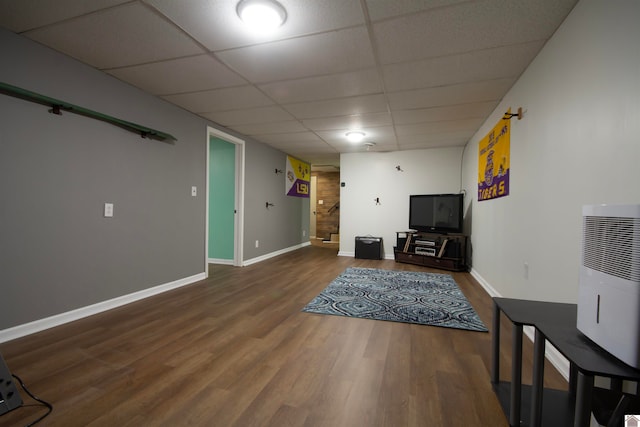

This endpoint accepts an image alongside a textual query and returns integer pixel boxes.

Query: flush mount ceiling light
[237,0,287,33]
[346,131,366,143]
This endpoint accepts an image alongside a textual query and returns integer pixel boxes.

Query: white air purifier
[577,204,640,368]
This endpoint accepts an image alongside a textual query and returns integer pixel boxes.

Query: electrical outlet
[523,262,529,280]
[302,230,306,237]
[191,186,197,197]
[255,240,259,248]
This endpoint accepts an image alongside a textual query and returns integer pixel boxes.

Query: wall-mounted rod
[0,81,176,142]
[266,202,275,208]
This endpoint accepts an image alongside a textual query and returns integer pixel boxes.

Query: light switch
[104,203,114,217]
[191,186,197,197]
[318,200,324,205]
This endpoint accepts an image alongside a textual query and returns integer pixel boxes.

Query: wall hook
[266,202,275,208]
[275,168,283,174]
[396,165,403,172]
[503,107,523,120]
[374,197,381,205]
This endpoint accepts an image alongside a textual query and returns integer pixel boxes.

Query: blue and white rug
[302,267,488,332]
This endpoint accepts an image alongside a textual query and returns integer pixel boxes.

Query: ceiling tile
[387,78,515,110]
[284,94,388,120]
[107,54,246,95]
[399,136,469,150]
[216,27,375,83]
[397,131,473,146]
[373,0,577,64]
[395,118,484,136]
[253,132,324,144]
[270,141,337,154]
[23,2,205,69]
[229,121,308,136]
[258,68,382,104]
[162,85,274,113]
[0,0,130,32]
[382,41,545,92]
[392,101,498,125]
[202,106,295,126]
[365,0,468,22]
[147,0,365,51]
[302,112,392,131]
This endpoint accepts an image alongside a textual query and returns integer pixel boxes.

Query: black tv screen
[409,194,463,234]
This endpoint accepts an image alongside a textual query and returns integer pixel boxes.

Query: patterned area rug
[302,267,488,332]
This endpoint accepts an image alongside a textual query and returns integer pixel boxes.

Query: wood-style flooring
[0,244,567,426]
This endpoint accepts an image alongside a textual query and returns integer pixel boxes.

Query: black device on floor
[0,353,22,416]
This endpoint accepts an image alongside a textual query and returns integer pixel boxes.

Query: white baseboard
[337,250,354,257]
[243,241,311,266]
[469,268,571,382]
[0,272,206,344]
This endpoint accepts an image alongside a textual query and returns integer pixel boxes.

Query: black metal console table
[492,297,640,427]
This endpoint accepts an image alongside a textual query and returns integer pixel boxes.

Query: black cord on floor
[11,374,53,427]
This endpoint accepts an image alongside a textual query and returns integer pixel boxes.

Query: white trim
[0,272,206,344]
[470,268,571,382]
[338,250,354,257]
[208,258,234,265]
[206,127,245,270]
[243,242,311,266]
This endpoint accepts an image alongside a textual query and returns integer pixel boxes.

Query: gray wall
[461,0,640,302]
[243,142,309,260]
[0,28,307,330]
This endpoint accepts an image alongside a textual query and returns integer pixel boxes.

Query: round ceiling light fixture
[346,131,366,143]
[237,0,287,33]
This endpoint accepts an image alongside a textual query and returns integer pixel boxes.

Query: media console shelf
[393,231,467,271]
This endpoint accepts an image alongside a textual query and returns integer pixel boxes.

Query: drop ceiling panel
[270,142,337,154]
[400,136,470,150]
[0,0,131,32]
[254,132,324,144]
[302,112,392,132]
[365,0,469,22]
[382,41,545,92]
[387,78,515,110]
[392,102,498,125]
[230,121,308,136]
[23,2,205,69]
[0,0,578,166]
[395,118,485,136]
[147,0,365,52]
[107,54,247,95]
[202,106,295,126]
[373,0,577,64]
[162,85,274,113]
[284,94,388,120]
[397,131,474,146]
[258,68,382,104]
[216,27,375,83]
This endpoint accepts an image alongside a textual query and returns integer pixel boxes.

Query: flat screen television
[409,193,464,234]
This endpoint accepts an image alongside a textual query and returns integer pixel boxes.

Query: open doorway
[206,127,245,272]
[310,169,340,247]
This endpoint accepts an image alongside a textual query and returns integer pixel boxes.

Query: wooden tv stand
[393,231,467,271]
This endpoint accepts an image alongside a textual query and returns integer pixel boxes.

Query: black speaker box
[355,236,383,260]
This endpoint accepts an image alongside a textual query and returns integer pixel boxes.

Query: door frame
[206,126,245,271]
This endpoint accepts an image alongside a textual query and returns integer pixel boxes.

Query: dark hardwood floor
[0,244,566,426]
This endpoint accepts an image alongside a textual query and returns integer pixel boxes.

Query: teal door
[209,137,235,260]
